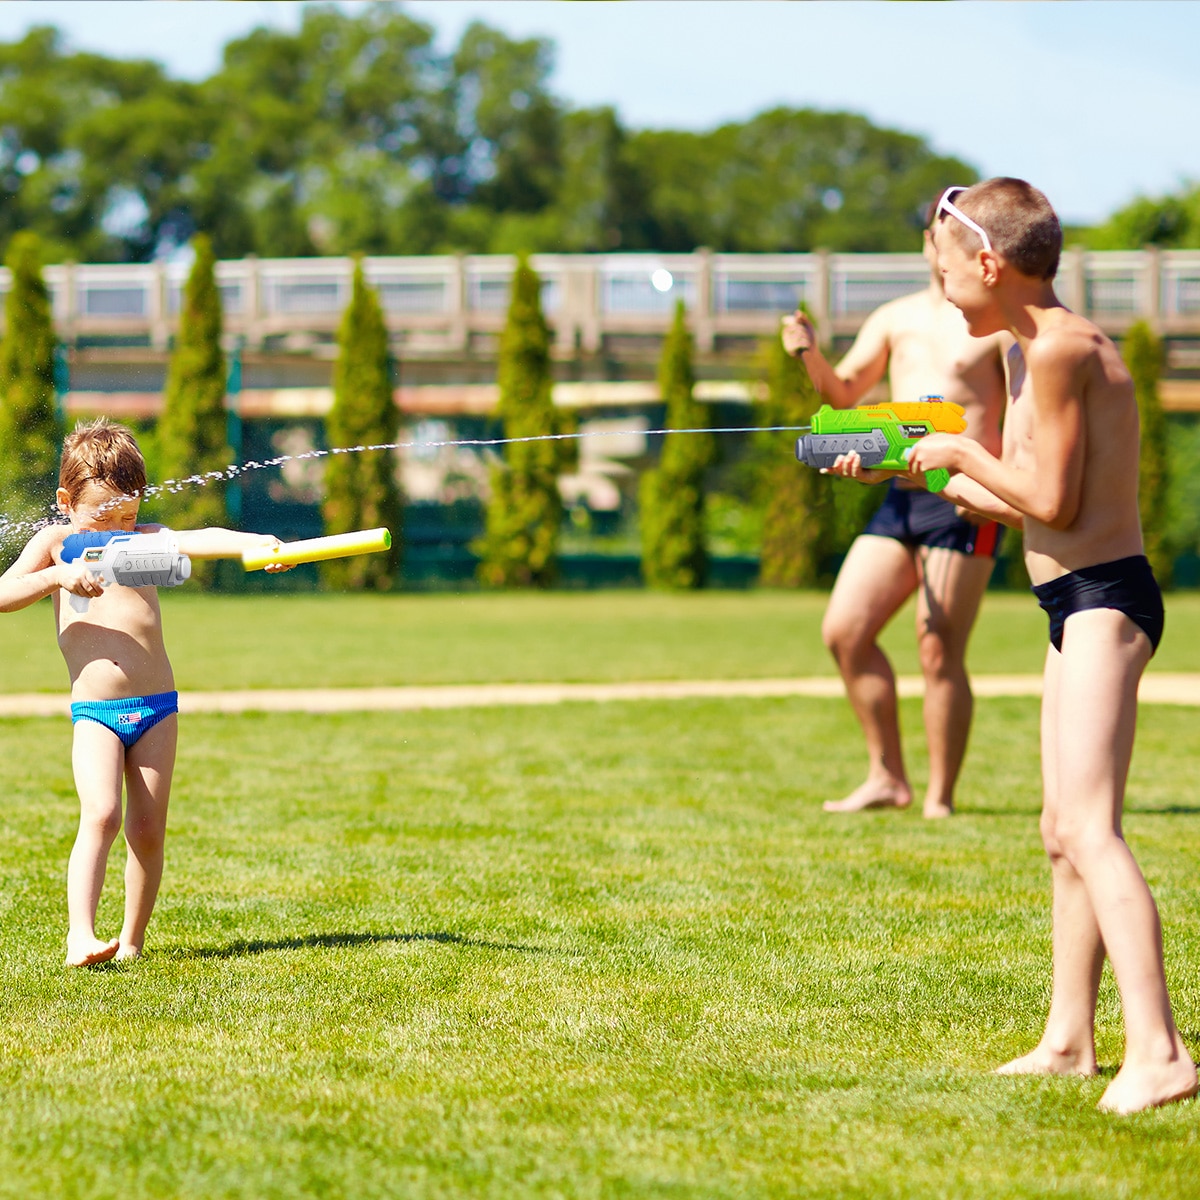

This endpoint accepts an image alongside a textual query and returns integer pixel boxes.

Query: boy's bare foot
[1098,1041,1199,1114]
[994,1044,1098,1077]
[924,801,954,820]
[823,779,912,813]
[115,944,142,962]
[65,935,120,968]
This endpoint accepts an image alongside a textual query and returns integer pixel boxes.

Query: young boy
[905,178,1197,1113]
[0,418,288,967]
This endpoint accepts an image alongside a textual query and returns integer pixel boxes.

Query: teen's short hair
[953,178,1062,280]
[59,417,147,503]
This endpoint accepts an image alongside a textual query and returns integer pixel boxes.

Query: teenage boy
[908,178,1197,1113]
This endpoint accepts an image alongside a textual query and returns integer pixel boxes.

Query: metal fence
[10,247,1200,354]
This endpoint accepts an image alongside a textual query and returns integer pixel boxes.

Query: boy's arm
[932,348,1020,525]
[170,527,285,560]
[780,308,891,409]
[908,336,1085,528]
[939,475,1024,529]
[0,526,103,611]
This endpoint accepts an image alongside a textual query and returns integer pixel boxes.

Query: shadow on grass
[167,930,556,960]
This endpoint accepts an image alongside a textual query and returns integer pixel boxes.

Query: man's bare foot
[1098,1040,1199,1114]
[924,801,954,820]
[823,779,912,813]
[65,935,120,968]
[994,1044,1098,1077]
[115,944,142,962]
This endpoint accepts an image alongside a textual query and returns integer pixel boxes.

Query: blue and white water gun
[60,530,191,612]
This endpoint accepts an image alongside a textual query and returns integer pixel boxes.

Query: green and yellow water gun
[794,397,967,492]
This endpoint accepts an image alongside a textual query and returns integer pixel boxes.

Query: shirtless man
[909,177,1196,1113]
[781,202,1009,817]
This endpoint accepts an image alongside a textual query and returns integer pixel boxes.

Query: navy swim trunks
[71,691,179,749]
[864,480,1003,557]
[1031,555,1163,654]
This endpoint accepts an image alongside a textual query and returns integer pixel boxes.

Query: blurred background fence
[12,248,1200,592]
[11,248,1200,358]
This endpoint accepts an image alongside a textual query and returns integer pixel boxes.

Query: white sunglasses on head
[935,186,992,254]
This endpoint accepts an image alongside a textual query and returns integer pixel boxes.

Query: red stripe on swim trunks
[973,522,1000,557]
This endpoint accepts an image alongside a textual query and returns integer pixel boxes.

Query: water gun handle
[62,531,112,613]
[61,530,191,612]
[925,468,951,493]
[900,449,950,493]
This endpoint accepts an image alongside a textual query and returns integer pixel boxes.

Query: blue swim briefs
[70,691,179,749]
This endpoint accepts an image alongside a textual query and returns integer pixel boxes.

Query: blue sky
[1,1,1197,226]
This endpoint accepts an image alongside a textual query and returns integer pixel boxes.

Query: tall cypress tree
[1124,320,1170,583]
[474,255,570,588]
[639,301,713,589]
[158,235,229,585]
[0,232,62,526]
[755,333,829,587]
[321,259,402,590]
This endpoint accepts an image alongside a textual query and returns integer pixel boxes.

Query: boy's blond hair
[59,418,147,503]
[948,177,1062,281]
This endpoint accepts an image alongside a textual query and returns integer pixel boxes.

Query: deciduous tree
[626,108,977,253]
[1086,184,1200,250]
[0,12,984,262]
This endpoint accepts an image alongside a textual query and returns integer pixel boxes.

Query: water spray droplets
[6,424,807,530]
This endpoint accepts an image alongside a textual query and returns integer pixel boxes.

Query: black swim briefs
[1031,554,1164,654]
[863,480,1002,557]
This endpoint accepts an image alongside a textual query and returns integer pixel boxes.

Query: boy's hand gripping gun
[240,527,391,571]
[60,531,191,612]
[795,398,967,492]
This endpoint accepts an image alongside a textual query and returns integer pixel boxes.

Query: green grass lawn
[5,588,1200,692]
[2,693,1199,1197]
